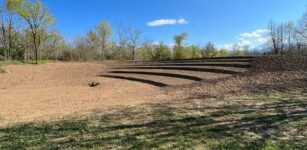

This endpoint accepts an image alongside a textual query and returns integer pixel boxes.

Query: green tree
[137,40,154,61]
[203,42,216,57]
[173,33,189,59]
[41,30,66,60]
[153,42,172,60]
[7,0,54,64]
[95,21,112,60]
[189,45,202,59]
[87,30,99,58]
[215,49,229,57]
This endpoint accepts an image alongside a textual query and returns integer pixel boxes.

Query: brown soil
[0,62,172,125]
[1,56,305,126]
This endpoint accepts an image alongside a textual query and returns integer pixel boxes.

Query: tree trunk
[132,46,135,60]
[33,34,38,64]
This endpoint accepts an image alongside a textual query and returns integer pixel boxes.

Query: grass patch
[0,92,306,149]
[20,60,54,65]
[0,65,5,73]
[0,60,54,73]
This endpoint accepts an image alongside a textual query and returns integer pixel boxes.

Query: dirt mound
[169,55,307,99]
[169,71,307,99]
[251,55,307,72]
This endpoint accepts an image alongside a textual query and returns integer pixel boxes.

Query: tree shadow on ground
[0,93,306,149]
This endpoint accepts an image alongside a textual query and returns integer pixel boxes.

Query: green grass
[0,60,54,73]
[0,65,4,73]
[20,60,54,65]
[0,92,306,149]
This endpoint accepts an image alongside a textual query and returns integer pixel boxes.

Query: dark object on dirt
[88,82,99,87]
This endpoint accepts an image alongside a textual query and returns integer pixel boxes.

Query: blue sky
[43,0,306,48]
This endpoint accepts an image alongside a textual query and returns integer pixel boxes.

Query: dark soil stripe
[132,63,251,68]
[109,71,203,81]
[100,75,168,87]
[132,56,254,63]
[134,59,253,63]
[117,67,241,75]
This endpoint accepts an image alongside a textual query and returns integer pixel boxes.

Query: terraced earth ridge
[100,56,253,87]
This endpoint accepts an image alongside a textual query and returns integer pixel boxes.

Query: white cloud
[217,44,233,50]
[219,29,269,50]
[177,18,188,24]
[239,29,269,38]
[237,38,251,45]
[147,18,188,27]
[237,29,269,47]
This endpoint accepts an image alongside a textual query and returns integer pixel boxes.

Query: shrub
[153,43,172,60]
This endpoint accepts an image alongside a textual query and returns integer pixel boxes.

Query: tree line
[267,11,307,55]
[0,0,306,64]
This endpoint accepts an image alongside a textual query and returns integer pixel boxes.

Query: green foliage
[87,31,99,46]
[60,49,73,61]
[152,43,172,60]
[6,0,55,64]
[137,47,152,61]
[111,46,131,60]
[188,45,202,59]
[202,42,216,58]
[94,21,113,60]
[0,60,53,73]
[85,21,113,60]
[215,49,229,57]
[95,21,112,38]
[136,42,172,61]
[173,47,191,59]
[202,42,231,58]
[173,33,191,59]
[174,33,188,48]
[0,64,5,73]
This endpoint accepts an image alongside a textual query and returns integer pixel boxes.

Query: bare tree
[285,21,295,53]
[127,27,141,60]
[268,21,285,55]
[0,5,15,61]
[294,11,307,53]
[114,23,128,60]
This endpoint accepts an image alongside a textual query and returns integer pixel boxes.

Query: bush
[188,45,202,59]
[173,47,192,59]
[152,43,172,60]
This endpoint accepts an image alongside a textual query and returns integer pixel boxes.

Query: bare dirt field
[0,58,249,125]
[0,62,172,125]
[0,56,306,149]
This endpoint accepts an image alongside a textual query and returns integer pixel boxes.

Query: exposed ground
[0,62,171,125]
[0,58,250,125]
[0,56,306,149]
